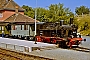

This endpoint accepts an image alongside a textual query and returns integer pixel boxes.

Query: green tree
[48,3,74,22]
[22,5,35,18]
[36,7,49,22]
[22,3,74,23]
[75,6,89,15]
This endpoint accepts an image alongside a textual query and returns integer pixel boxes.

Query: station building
[0,0,38,39]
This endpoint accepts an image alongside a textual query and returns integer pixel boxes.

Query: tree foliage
[22,3,74,23]
[75,6,89,15]
[36,7,49,22]
[22,5,35,18]
[48,3,74,22]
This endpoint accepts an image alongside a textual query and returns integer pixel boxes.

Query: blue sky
[14,0,90,13]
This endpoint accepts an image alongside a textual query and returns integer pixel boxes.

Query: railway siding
[0,48,55,60]
[70,47,90,53]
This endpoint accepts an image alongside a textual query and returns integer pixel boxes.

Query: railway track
[0,48,55,60]
[69,47,90,53]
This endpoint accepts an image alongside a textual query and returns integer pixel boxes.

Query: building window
[0,26,2,30]
[24,25,28,30]
[26,25,28,30]
[2,26,4,30]
[31,25,35,31]
[0,13,3,18]
[24,25,26,30]
[21,25,22,30]
[12,25,16,30]
[22,25,24,30]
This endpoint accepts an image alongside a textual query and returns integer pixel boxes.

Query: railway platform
[0,37,56,52]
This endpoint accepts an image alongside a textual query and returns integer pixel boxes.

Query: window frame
[0,13,3,18]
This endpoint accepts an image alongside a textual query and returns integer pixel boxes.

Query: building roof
[4,13,39,24]
[0,0,24,11]
[0,22,9,26]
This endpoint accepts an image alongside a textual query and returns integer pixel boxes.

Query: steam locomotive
[36,18,86,48]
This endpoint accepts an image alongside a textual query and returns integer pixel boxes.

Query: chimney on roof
[6,0,12,2]
[8,0,12,1]
[15,6,18,13]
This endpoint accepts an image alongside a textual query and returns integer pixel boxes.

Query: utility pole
[34,0,37,44]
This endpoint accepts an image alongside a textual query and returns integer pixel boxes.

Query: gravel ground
[30,48,90,60]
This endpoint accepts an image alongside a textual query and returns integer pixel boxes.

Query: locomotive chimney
[60,20,64,26]
[70,18,73,25]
